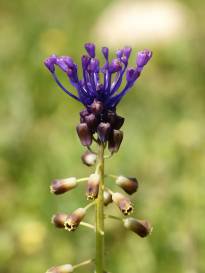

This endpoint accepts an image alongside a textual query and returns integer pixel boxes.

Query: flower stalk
[44,43,153,273]
[95,144,105,273]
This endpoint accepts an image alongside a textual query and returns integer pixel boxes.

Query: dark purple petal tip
[137,50,152,68]
[44,54,57,73]
[116,49,123,58]
[84,43,96,58]
[109,59,122,73]
[123,47,132,59]
[126,68,140,82]
[102,47,109,60]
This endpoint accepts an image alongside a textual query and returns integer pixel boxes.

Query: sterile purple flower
[136,50,152,72]
[44,43,152,147]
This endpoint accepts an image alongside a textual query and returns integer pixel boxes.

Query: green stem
[95,143,105,273]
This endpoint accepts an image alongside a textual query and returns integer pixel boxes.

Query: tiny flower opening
[64,208,86,232]
[86,173,100,200]
[112,192,133,216]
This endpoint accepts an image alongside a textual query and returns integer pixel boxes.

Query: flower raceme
[44,43,153,273]
[44,43,152,148]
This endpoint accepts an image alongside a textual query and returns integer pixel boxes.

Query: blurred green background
[0,0,204,272]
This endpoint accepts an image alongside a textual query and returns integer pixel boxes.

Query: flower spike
[44,42,153,273]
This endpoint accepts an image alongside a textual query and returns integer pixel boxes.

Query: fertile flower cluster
[44,43,152,273]
[44,43,152,150]
[47,170,152,273]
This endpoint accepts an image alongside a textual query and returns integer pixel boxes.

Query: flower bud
[90,99,103,114]
[51,213,67,228]
[103,190,112,206]
[102,47,109,60]
[123,218,152,238]
[126,68,140,83]
[115,176,138,195]
[97,122,111,142]
[108,130,123,153]
[80,109,89,119]
[44,54,57,73]
[88,58,99,73]
[76,123,92,146]
[50,177,77,195]
[46,264,74,273]
[109,59,122,73]
[136,50,152,70]
[86,173,100,200]
[64,208,86,231]
[84,114,97,131]
[84,43,95,58]
[113,115,124,130]
[81,55,90,70]
[112,192,133,216]
[123,47,132,59]
[81,150,97,166]
[116,49,123,58]
[106,111,116,125]
[56,57,69,72]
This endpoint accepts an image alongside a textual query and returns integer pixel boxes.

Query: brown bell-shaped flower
[76,123,92,146]
[108,130,123,153]
[103,190,113,206]
[86,173,100,200]
[97,122,111,142]
[52,213,67,228]
[112,192,133,215]
[50,177,77,195]
[81,150,97,166]
[90,99,103,114]
[80,109,89,123]
[115,176,138,195]
[84,113,98,131]
[113,115,124,129]
[106,112,124,130]
[64,208,86,231]
[123,217,152,238]
[46,264,74,273]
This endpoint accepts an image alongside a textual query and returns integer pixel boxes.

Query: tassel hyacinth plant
[44,43,152,273]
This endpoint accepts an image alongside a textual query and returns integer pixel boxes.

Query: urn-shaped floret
[115,176,138,195]
[64,208,86,231]
[123,217,152,238]
[76,123,92,146]
[81,150,97,166]
[52,213,67,228]
[86,173,100,200]
[108,130,123,153]
[112,192,133,215]
[103,190,113,206]
[97,122,111,143]
[50,177,77,195]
